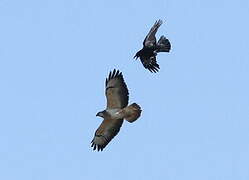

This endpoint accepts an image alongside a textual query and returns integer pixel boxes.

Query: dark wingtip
[157,19,163,25]
[147,64,160,73]
[106,69,124,84]
[153,19,163,27]
[91,141,105,152]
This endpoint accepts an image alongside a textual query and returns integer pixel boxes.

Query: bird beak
[96,112,103,117]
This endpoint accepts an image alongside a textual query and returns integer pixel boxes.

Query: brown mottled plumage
[91,69,142,151]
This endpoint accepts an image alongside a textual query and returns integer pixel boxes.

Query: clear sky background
[0,0,249,179]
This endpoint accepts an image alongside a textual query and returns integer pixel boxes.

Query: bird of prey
[91,69,142,151]
[134,19,171,73]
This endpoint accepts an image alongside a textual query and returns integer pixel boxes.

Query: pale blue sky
[0,0,249,179]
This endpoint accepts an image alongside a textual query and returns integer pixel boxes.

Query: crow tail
[157,36,171,52]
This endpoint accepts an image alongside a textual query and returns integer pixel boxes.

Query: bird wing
[91,117,124,151]
[105,69,129,109]
[143,19,163,47]
[140,55,160,73]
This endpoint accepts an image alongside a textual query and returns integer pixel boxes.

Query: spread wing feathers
[156,36,171,52]
[91,118,124,151]
[119,103,142,123]
[141,56,160,73]
[143,19,163,47]
[105,69,129,109]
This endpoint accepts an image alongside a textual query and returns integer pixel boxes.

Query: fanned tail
[156,36,171,52]
[122,103,142,123]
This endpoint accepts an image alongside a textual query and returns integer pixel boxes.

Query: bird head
[96,111,105,118]
[134,49,144,60]
[133,54,138,59]
[133,51,141,60]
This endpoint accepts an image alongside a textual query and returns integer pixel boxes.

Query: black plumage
[134,20,171,73]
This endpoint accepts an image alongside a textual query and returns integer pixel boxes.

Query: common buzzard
[91,69,142,151]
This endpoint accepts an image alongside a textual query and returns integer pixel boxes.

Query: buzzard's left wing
[105,69,129,109]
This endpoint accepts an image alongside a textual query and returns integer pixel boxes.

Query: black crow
[134,20,171,73]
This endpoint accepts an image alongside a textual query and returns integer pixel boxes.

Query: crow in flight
[134,20,171,73]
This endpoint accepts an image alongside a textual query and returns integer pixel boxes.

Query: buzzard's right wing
[91,117,124,151]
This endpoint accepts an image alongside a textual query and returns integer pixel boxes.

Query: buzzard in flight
[134,19,171,73]
[91,69,142,151]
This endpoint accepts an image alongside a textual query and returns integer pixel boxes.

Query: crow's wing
[105,69,129,109]
[91,118,124,151]
[140,55,160,73]
[143,20,163,47]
